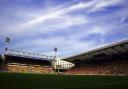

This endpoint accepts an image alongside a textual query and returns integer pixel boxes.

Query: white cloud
[0,0,127,58]
[12,1,94,30]
[0,0,122,36]
[10,37,97,58]
[90,26,108,35]
[88,0,122,13]
[9,24,109,58]
[17,1,94,30]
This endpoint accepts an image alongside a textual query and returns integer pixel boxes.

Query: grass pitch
[0,72,128,89]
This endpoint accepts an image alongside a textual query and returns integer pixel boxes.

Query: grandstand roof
[4,49,54,60]
[64,39,128,62]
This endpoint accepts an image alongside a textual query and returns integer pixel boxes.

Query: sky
[0,0,128,58]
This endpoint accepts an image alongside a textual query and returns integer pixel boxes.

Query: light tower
[5,37,10,51]
[2,37,10,71]
[54,47,57,58]
[54,47,60,73]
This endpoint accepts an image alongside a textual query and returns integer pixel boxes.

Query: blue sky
[0,0,128,58]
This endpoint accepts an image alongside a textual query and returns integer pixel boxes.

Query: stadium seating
[7,63,54,74]
[0,55,2,71]
[65,59,128,75]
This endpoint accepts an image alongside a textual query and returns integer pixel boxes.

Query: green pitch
[0,72,128,89]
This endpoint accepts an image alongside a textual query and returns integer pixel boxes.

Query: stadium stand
[2,53,55,74]
[64,40,128,75]
[1,39,128,75]
[0,54,2,71]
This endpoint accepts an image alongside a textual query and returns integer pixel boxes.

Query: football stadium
[0,39,128,89]
[0,0,128,89]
